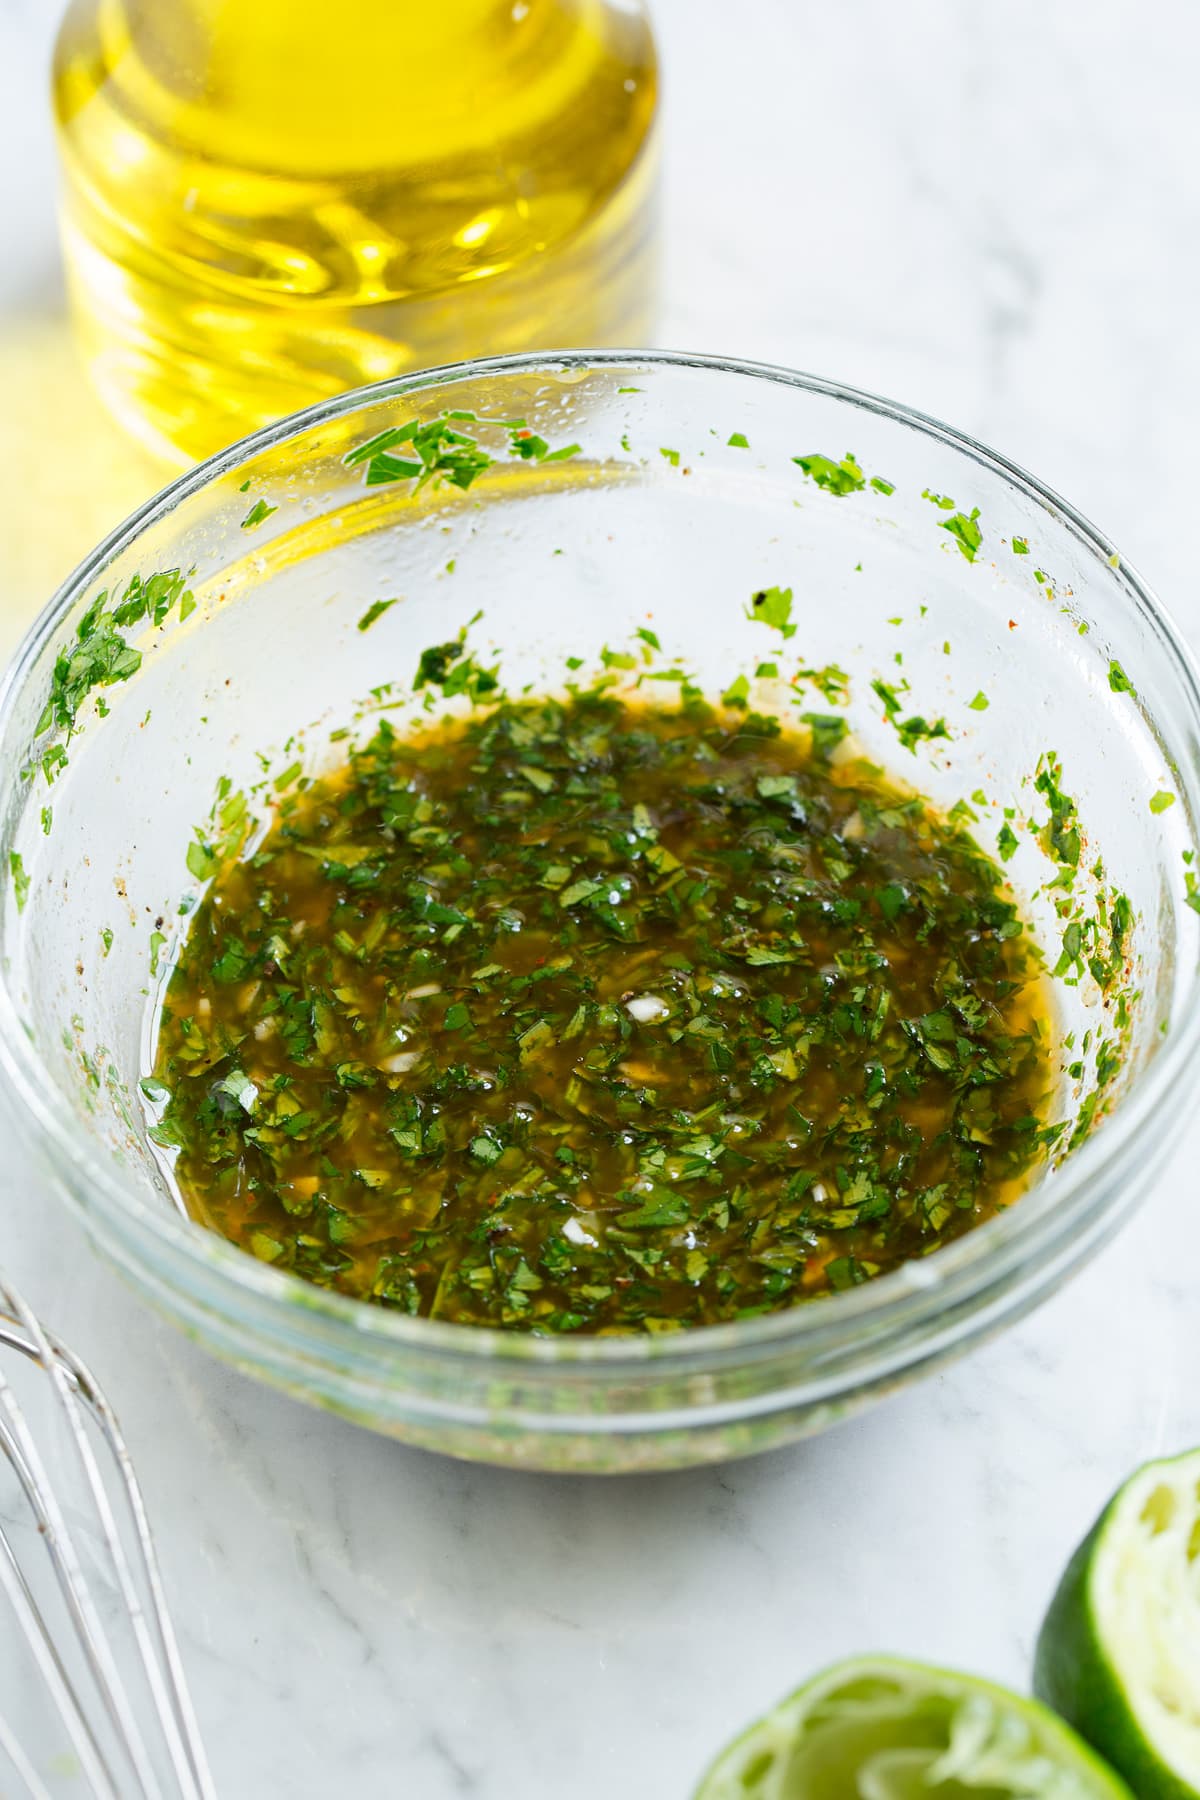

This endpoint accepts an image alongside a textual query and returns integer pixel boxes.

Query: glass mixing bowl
[2,352,1198,1473]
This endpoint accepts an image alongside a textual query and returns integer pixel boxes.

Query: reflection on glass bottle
[53,0,659,463]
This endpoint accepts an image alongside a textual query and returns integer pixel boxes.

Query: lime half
[1035,1449,1200,1798]
[693,1655,1132,1799]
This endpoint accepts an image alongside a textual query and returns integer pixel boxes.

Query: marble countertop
[2,1,1199,1794]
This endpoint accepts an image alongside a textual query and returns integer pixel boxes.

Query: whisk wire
[0,1503,118,1799]
[0,1704,57,1800]
[0,1342,164,1796]
[29,1297,209,1800]
[66,1341,214,1798]
[0,1281,214,1799]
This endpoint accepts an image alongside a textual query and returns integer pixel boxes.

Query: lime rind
[694,1655,1133,1799]
[1036,1448,1200,1799]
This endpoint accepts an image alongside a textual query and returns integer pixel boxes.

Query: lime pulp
[694,1655,1133,1799]
[1036,1448,1200,1799]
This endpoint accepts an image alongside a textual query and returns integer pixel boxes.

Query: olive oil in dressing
[52,0,659,463]
[151,693,1056,1333]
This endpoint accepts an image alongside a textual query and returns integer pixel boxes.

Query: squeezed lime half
[1035,1448,1200,1798]
[693,1655,1132,1799]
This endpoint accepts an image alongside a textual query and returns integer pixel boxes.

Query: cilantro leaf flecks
[802,712,848,760]
[895,715,951,754]
[358,599,398,633]
[30,568,195,791]
[940,508,983,562]
[508,429,581,465]
[1034,751,1081,869]
[792,451,865,496]
[414,625,500,706]
[153,680,1054,1334]
[793,662,850,705]
[871,677,950,755]
[746,586,796,639]
[9,852,29,913]
[343,410,578,496]
[186,779,251,887]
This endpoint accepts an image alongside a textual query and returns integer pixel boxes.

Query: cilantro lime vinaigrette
[150,689,1054,1333]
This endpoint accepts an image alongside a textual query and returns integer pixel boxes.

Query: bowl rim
[3,344,1199,1375]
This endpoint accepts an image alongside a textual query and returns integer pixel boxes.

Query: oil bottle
[52,0,659,464]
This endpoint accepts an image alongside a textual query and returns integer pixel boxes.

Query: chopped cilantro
[30,567,195,793]
[746,586,796,639]
[896,715,950,753]
[186,840,216,883]
[1034,752,1081,868]
[9,852,29,913]
[871,679,948,753]
[153,684,1050,1333]
[792,451,865,496]
[793,662,849,705]
[358,598,398,633]
[940,509,982,562]
[414,626,499,706]
[343,410,579,496]
[241,498,278,529]
[508,430,580,464]
[802,712,849,759]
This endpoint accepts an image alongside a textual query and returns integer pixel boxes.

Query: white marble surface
[2,1,1200,1794]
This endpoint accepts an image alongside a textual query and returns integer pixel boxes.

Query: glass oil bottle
[53,0,659,462]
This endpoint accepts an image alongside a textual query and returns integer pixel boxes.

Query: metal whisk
[0,1275,214,1799]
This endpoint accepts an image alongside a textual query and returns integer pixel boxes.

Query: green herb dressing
[151,689,1055,1333]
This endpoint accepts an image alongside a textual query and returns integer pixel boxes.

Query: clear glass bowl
[2,351,1198,1473]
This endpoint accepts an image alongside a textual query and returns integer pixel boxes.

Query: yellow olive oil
[53,0,659,463]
